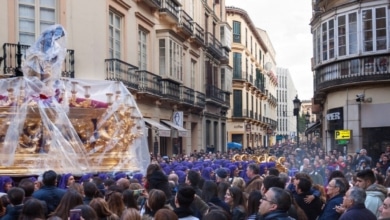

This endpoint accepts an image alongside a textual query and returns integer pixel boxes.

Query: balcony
[2,43,75,78]
[314,54,390,102]
[180,85,195,105]
[191,22,205,46]
[160,78,180,101]
[137,0,161,9]
[136,70,163,96]
[105,59,138,90]
[159,0,180,23]
[195,91,206,108]
[178,10,193,37]
[205,84,225,105]
[205,32,223,59]
[233,71,249,81]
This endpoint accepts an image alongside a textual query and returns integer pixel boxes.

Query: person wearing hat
[215,168,228,184]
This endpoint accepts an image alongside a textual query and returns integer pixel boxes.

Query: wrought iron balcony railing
[195,91,206,108]
[178,10,193,36]
[205,84,225,104]
[192,22,205,46]
[159,0,179,20]
[105,59,138,90]
[143,0,162,9]
[161,79,180,101]
[314,54,390,93]
[205,32,223,59]
[136,70,163,96]
[180,85,195,105]
[2,43,75,78]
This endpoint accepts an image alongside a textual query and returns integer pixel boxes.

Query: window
[109,11,122,59]
[18,0,57,45]
[338,15,346,56]
[233,90,242,117]
[221,68,225,91]
[233,52,242,77]
[159,38,183,81]
[329,20,335,59]
[362,7,387,52]
[233,21,241,43]
[348,13,358,54]
[138,28,148,70]
[191,60,196,89]
[316,27,321,63]
[322,22,328,61]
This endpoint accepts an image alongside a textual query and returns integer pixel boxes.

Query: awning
[305,121,321,136]
[143,118,171,137]
[161,120,188,137]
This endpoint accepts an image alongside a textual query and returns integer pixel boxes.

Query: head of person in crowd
[261,175,285,196]
[7,187,25,206]
[145,189,167,216]
[122,189,139,210]
[342,187,366,210]
[84,182,100,200]
[246,163,260,179]
[267,167,280,176]
[379,195,390,220]
[224,186,245,210]
[42,170,58,187]
[215,168,228,183]
[154,208,178,220]
[186,170,201,188]
[201,180,218,203]
[49,189,83,220]
[107,190,125,217]
[168,173,179,186]
[247,190,262,217]
[145,164,172,200]
[68,182,84,196]
[18,178,35,198]
[58,173,75,189]
[327,177,348,198]
[0,176,14,193]
[217,181,230,201]
[19,198,45,220]
[117,178,130,191]
[120,207,141,220]
[231,177,246,191]
[259,187,291,217]
[103,178,116,190]
[79,173,93,184]
[72,204,99,220]
[175,186,195,208]
[89,197,117,219]
[328,170,346,183]
[356,169,376,189]
[301,177,315,192]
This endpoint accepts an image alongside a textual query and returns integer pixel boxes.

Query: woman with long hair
[122,189,139,210]
[47,190,83,220]
[89,197,119,220]
[246,190,261,220]
[72,204,99,220]
[120,208,141,220]
[224,186,246,220]
[19,198,45,220]
[107,191,126,217]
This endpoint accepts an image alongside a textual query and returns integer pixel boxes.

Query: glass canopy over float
[0,25,150,176]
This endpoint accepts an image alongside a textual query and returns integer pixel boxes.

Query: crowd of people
[0,144,390,219]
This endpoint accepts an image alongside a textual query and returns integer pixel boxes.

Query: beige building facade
[0,0,232,156]
[226,7,277,149]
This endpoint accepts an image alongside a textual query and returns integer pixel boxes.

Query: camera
[356,94,365,102]
[70,209,82,220]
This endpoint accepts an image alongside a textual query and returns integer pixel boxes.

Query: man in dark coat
[339,187,376,220]
[293,177,323,220]
[318,177,347,220]
[32,170,66,214]
[2,187,24,220]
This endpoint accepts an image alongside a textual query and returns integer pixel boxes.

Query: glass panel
[322,22,328,61]
[40,0,56,7]
[362,9,373,52]
[19,20,35,32]
[349,12,358,54]
[20,0,35,4]
[40,8,55,21]
[159,39,166,76]
[338,15,346,56]
[19,5,35,18]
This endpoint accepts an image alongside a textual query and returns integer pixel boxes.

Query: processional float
[0,25,150,176]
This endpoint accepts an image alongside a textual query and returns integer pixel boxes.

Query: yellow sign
[335,130,351,140]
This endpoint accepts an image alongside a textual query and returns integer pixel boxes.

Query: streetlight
[305,111,310,146]
[293,95,301,148]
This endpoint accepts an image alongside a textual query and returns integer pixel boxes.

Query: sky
[225,0,314,100]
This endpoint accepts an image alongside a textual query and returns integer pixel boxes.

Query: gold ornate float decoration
[0,25,150,176]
